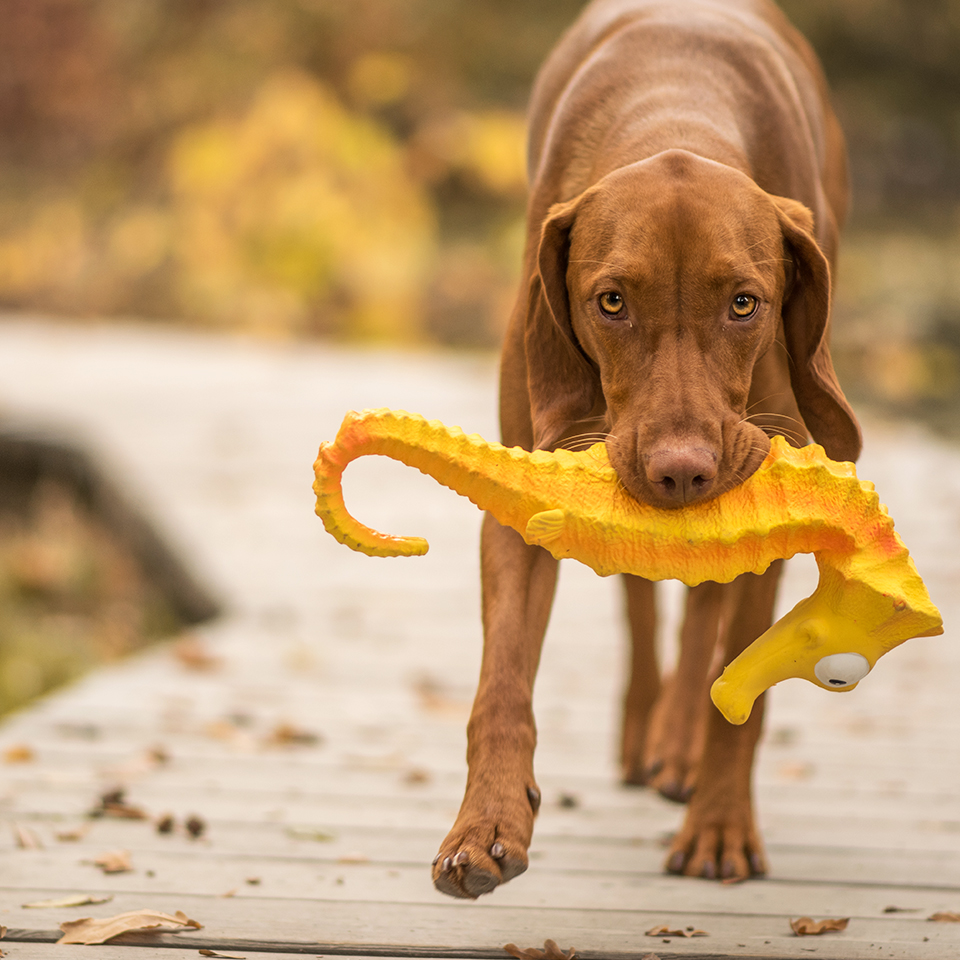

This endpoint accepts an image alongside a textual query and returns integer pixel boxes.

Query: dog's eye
[731,294,758,319]
[598,292,625,317]
[814,652,871,689]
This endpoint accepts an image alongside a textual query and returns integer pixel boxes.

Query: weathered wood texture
[0,320,958,960]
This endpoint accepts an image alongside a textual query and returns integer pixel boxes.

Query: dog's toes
[431,838,528,899]
[664,812,767,883]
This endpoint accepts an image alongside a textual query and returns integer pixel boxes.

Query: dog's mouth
[606,421,772,510]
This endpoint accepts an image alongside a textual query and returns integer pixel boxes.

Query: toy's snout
[709,590,882,725]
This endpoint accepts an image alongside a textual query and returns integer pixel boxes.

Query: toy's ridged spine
[313,409,539,557]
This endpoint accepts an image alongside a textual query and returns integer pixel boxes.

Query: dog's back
[526,0,848,260]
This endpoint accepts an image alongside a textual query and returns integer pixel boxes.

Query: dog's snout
[644,445,718,503]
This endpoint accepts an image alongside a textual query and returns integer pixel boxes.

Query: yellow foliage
[419,109,528,195]
[166,70,436,338]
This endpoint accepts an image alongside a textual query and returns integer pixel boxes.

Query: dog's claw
[491,841,505,859]
[526,786,541,813]
[700,859,716,880]
[431,853,440,865]
[666,850,685,874]
[750,852,767,876]
[441,856,452,872]
[452,851,468,866]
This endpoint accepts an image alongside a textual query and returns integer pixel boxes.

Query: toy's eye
[598,291,625,317]
[814,652,871,689]
[731,293,758,319]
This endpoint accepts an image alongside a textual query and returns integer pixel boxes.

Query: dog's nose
[644,445,718,503]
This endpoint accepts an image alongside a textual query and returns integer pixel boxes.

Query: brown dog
[432,0,861,898]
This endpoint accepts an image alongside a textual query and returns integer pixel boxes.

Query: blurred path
[0,318,957,959]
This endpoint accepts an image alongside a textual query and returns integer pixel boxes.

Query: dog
[432,0,861,898]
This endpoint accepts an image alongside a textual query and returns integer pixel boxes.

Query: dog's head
[525,149,861,508]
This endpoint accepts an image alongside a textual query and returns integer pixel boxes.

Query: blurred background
[0,0,958,428]
[1,0,958,713]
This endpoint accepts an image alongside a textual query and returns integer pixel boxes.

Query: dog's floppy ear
[525,196,601,450]
[774,196,862,463]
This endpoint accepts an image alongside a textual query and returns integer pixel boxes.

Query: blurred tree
[0,0,958,361]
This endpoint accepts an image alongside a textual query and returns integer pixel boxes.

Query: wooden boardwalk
[0,319,958,959]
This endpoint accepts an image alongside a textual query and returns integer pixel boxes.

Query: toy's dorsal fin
[525,508,566,545]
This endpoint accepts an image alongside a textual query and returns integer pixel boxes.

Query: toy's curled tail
[314,408,943,724]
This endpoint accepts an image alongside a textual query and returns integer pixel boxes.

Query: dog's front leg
[432,511,558,899]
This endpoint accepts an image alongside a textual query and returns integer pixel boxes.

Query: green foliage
[0,483,178,717]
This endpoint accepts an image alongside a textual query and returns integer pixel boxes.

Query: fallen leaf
[156,813,176,834]
[337,852,369,864]
[504,939,576,959]
[91,849,133,874]
[172,635,221,671]
[790,916,850,936]
[245,877,261,885]
[3,744,34,763]
[23,894,113,908]
[57,909,202,945]
[221,888,237,898]
[402,767,431,785]
[285,826,336,842]
[0,924,6,936]
[90,787,147,820]
[644,925,708,938]
[104,745,171,780]
[265,722,322,747]
[199,951,246,959]
[55,825,89,842]
[13,824,43,849]
[778,761,815,781]
[413,675,470,718]
[185,815,206,838]
[928,911,960,922]
[883,905,922,913]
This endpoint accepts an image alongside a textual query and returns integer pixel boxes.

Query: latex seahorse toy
[313,409,943,725]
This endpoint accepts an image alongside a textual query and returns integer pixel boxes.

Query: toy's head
[711,562,943,725]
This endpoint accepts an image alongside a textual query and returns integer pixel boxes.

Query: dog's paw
[431,786,540,899]
[664,799,766,881]
[640,675,705,802]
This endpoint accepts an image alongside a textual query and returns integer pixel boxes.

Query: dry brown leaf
[185,814,207,838]
[13,824,43,849]
[172,635,221,671]
[90,787,147,820]
[503,940,576,959]
[402,767,431,785]
[928,911,960,922]
[3,744,34,763]
[265,722,321,747]
[285,826,335,842]
[790,916,850,936]
[58,909,201,945]
[337,852,369,864]
[0,924,6,937]
[91,849,133,874]
[644,925,708,938]
[199,951,246,959]
[23,893,113,908]
[55,825,89,842]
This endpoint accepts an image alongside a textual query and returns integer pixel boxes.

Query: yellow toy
[313,409,943,725]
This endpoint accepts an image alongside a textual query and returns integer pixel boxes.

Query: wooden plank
[3,890,959,959]
[0,322,959,959]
